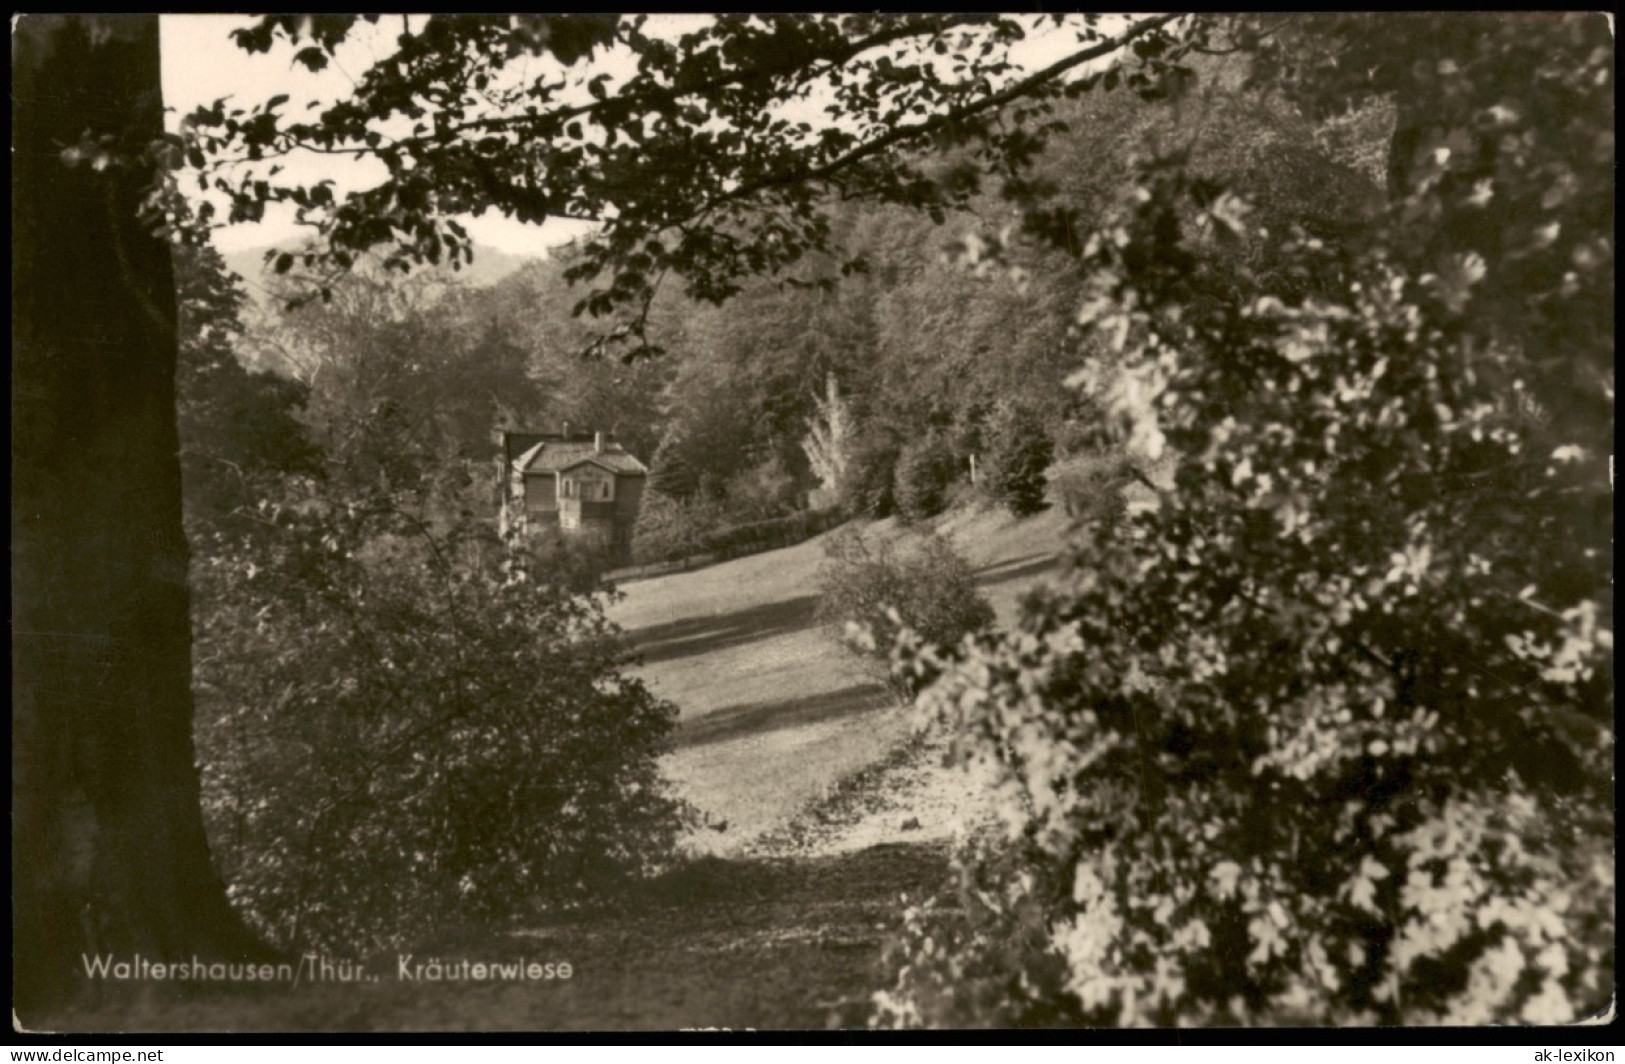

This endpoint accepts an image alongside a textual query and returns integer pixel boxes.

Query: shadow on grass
[626,594,822,665]
[676,683,892,749]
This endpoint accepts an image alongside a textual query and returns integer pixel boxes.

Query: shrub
[1049,450,1150,524]
[632,492,846,568]
[703,507,846,560]
[193,492,686,953]
[816,527,994,704]
[631,488,728,565]
[893,433,960,522]
[514,523,616,593]
[980,401,1053,517]
[875,16,1613,1028]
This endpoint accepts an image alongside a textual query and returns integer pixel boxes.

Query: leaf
[293,46,329,72]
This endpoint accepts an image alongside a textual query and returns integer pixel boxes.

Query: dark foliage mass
[634,504,848,569]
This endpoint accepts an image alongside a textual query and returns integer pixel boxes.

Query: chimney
[561,420,570,439]
[594,431,604,453]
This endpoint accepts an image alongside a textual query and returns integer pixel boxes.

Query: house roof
[514,440,648,476]
[501,432,553,466]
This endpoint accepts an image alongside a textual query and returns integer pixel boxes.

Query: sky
[159,14,1108,257]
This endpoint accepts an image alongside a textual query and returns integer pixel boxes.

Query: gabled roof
[514,440,648,476]
[556,454,648,476]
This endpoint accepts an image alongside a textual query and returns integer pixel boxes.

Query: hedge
[625,506,848,573]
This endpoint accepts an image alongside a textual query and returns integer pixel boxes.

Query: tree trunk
[12,14,271,1023]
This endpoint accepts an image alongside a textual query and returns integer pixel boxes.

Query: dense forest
[205,49,1383,562]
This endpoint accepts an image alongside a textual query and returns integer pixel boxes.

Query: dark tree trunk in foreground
[12,14,269,1022]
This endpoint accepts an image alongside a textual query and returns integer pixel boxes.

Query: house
[497,428,649,560]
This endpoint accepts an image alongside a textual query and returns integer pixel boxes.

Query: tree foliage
[842,427,904,521]
[630,487,729,566]
[246,263,549,470]
[177,223,688,961]
[193,483,685,952]
[463,254,676,461]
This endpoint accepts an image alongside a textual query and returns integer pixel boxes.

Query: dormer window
[560,470,614,501]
